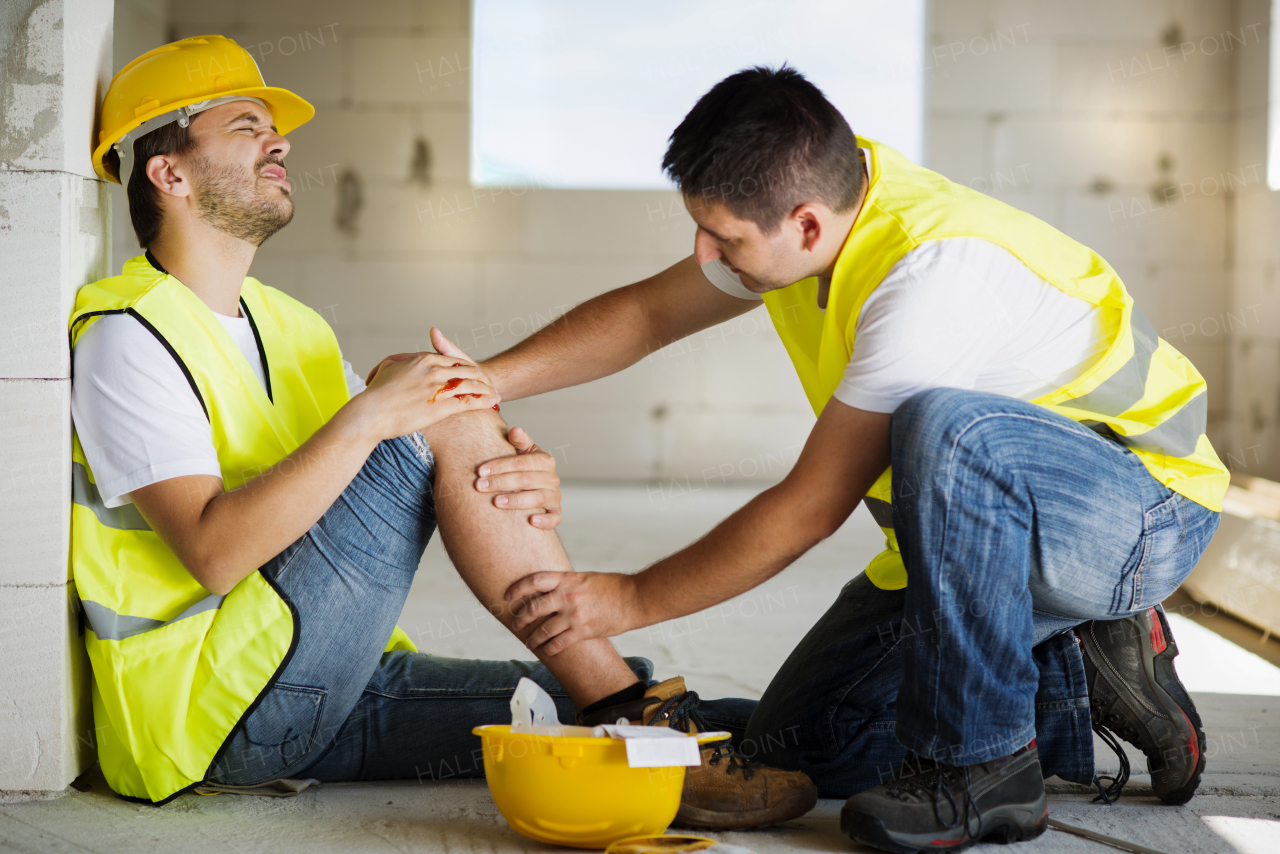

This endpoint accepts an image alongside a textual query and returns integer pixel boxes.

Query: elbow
[806,511,845,544]
[194,572,235,599]
[764,477,844,540]
[774,489,848,545]
[183,553,238,597]
[200,578,236,599]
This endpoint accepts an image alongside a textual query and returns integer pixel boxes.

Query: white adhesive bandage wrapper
[506,677,708,767]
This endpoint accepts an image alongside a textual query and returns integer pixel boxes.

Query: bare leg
[422,409,639,708]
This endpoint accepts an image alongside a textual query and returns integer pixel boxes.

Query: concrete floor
[4,485,1279,853]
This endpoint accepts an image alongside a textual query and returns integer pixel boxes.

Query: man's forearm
[482,255,756,401]
[624,404,890,628]
[143,403,382,595]
[628,481,841,629]
[133,353,504,596]
[483,284,659,401]
[507,402,889,655]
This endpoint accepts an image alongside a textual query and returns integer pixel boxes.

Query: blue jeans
[207,435,755,786]
[746,389,1219,798]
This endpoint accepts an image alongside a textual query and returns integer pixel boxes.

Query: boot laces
[1090,720,1131,805]
[707,742,757,780]
[647,690,757,781]
[648,690,709,733]
[884,757,983,842]
[883,754,940,795]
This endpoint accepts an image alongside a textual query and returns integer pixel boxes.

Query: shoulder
[242,277,334,331]
[892,237,1022,277]
[75,312,164,357]
[870,238,1027,302]
[244,277,308,309]
[856,239,1020,339]
[72,257,169,319]
[73,313,187,385]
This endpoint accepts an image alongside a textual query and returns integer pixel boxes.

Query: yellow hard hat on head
[93,35,314,185]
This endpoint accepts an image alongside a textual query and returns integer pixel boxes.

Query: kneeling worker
[72,37,816,829]
[477,67,1224,852]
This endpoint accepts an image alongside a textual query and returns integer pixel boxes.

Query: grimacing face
[179,101,294,246]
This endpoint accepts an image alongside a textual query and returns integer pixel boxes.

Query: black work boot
[579,677,817,830]
[1078,604,1205,805]
[840,742,1048,854]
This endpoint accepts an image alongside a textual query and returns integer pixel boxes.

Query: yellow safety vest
[69,255,416,805]
[762,139,1229,592]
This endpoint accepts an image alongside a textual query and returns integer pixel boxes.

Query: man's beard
[191,154,294,246]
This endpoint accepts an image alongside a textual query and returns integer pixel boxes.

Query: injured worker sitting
[73,35,814,831]
[74,35,1224,854]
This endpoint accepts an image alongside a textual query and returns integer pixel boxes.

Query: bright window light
[1202,816,1280,854]
[472,1,926,189]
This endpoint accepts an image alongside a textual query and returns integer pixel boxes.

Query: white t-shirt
[701,238,1108,413]
[71,311,365,509]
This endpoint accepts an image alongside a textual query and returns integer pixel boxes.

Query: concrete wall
[149,0,1271,482]
[110,0,167,267]
[1231,0,1280,480]
[928,0,1247,463]
[164,0,816,484]
[0,0,112,798]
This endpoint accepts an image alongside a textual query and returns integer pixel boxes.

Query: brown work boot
[579,676,818,830]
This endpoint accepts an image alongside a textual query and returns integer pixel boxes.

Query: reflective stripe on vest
[72,463,151,531]
[81,594,223,640]
[1069,308,1157,418]
[1106,392,1207,458]
[761,138,1228,592]
[1068,306,1208,458]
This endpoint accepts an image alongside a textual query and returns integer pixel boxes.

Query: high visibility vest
[69,255,416,805]
[761,139,1229,592]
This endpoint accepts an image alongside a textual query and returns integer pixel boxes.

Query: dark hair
[662,65,864,233]
[104,120,197,248]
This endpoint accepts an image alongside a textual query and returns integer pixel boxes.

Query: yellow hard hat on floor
[93,35,314,185]
[472,725,689,848]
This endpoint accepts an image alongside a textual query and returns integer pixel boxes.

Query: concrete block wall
[0,0,112,797]
[153,0,1268,484]
[1229,0,1280,480]
[163,0,815,483]
[109,0,168,268]
[103,0,1270,485]
[928,0,1247,461]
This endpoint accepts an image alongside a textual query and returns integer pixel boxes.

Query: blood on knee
[429,364,500,409]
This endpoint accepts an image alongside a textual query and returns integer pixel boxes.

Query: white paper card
[594,725,701,767]
[597,724,689,740]
[624,736,702,768]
